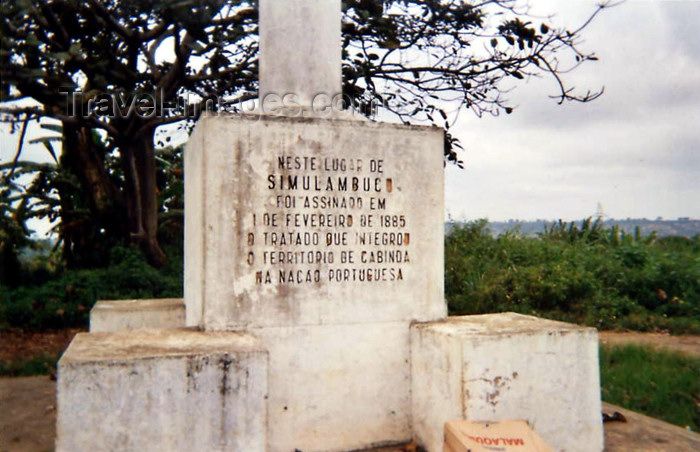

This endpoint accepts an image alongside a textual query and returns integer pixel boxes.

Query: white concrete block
[185,115,446,331]
[89,298,185,332]
[56,328,268,452]
[251,321,412,452]
[411,313,603,452]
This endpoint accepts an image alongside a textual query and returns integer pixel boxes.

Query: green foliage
[600,344,700,431]
[0,354,58,377]
[445,220,700,334]
[1,160,59,286]
[0,243,182,331]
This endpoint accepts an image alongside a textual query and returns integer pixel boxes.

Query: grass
[0,354,59,377]
[600,344,700,431]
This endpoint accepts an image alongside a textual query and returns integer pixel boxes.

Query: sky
[2,0,699,235]
[445,0,700,222]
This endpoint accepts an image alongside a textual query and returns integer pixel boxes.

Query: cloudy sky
[445,0,700,222]
[2,0,698,231]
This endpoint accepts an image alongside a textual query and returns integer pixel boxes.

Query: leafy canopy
[0,0,611,267]
[1,0,609,146]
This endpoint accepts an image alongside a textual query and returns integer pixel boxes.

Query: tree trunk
[121,135,168,268]
[61,123,127,266]
[61,122,167,268]
[62,124,125,223]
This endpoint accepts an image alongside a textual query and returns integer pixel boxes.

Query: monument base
[89,298,185,332]
[56,328,268,452]
[251,321,412,452]
[411,313,603,452]
[83,299,414,452]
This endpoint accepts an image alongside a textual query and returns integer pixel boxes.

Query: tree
[0,0,611,267]
[2,0,258,266]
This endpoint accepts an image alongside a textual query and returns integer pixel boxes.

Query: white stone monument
[59,1,604,451]
[184,1,445,449]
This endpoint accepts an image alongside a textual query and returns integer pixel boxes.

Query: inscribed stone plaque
[185,115,445,330]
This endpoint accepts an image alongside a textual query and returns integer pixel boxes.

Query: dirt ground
[1,330,699,452]
[0,328,84,364]
[1,376,56,452]
[598,331,700,358]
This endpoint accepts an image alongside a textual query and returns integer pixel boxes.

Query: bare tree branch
[7,115,30,178]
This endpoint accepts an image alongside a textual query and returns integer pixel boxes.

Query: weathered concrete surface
[56,328,267,452]
[5,376,699,452]
[89,298,185,332]
[251,321,412,452]
[183,113,445,451]
[411,313,603,452]
[184,115,446,331]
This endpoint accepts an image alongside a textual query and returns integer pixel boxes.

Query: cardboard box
[444,419,553,452]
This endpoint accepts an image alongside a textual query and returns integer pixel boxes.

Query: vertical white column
[259,0,342,110]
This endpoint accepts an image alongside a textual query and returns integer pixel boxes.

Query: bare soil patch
[0,329,84,363]
[599,331,700,358]
[0,376,56,452]
[602,402,700,451]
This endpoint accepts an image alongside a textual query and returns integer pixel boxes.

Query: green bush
[445,220,700,334]
[0,244,182,331]
[4,218,699,334]
[0,354,59,377]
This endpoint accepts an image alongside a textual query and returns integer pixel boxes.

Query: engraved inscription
[246,154,411,285]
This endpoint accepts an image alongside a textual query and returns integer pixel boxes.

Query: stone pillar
[184,114,446,451]
[259,0,342,110]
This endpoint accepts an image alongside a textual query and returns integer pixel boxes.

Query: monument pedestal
[184,115,446,331]
[53,1,604,450]
[183,114,445,451]
[411,313,604,452]
[56,328,268,452]
[57,110,605,452]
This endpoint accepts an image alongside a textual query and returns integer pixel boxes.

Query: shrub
[0,244,182,331]
[445,220,700,334]
[0,354,58,377]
